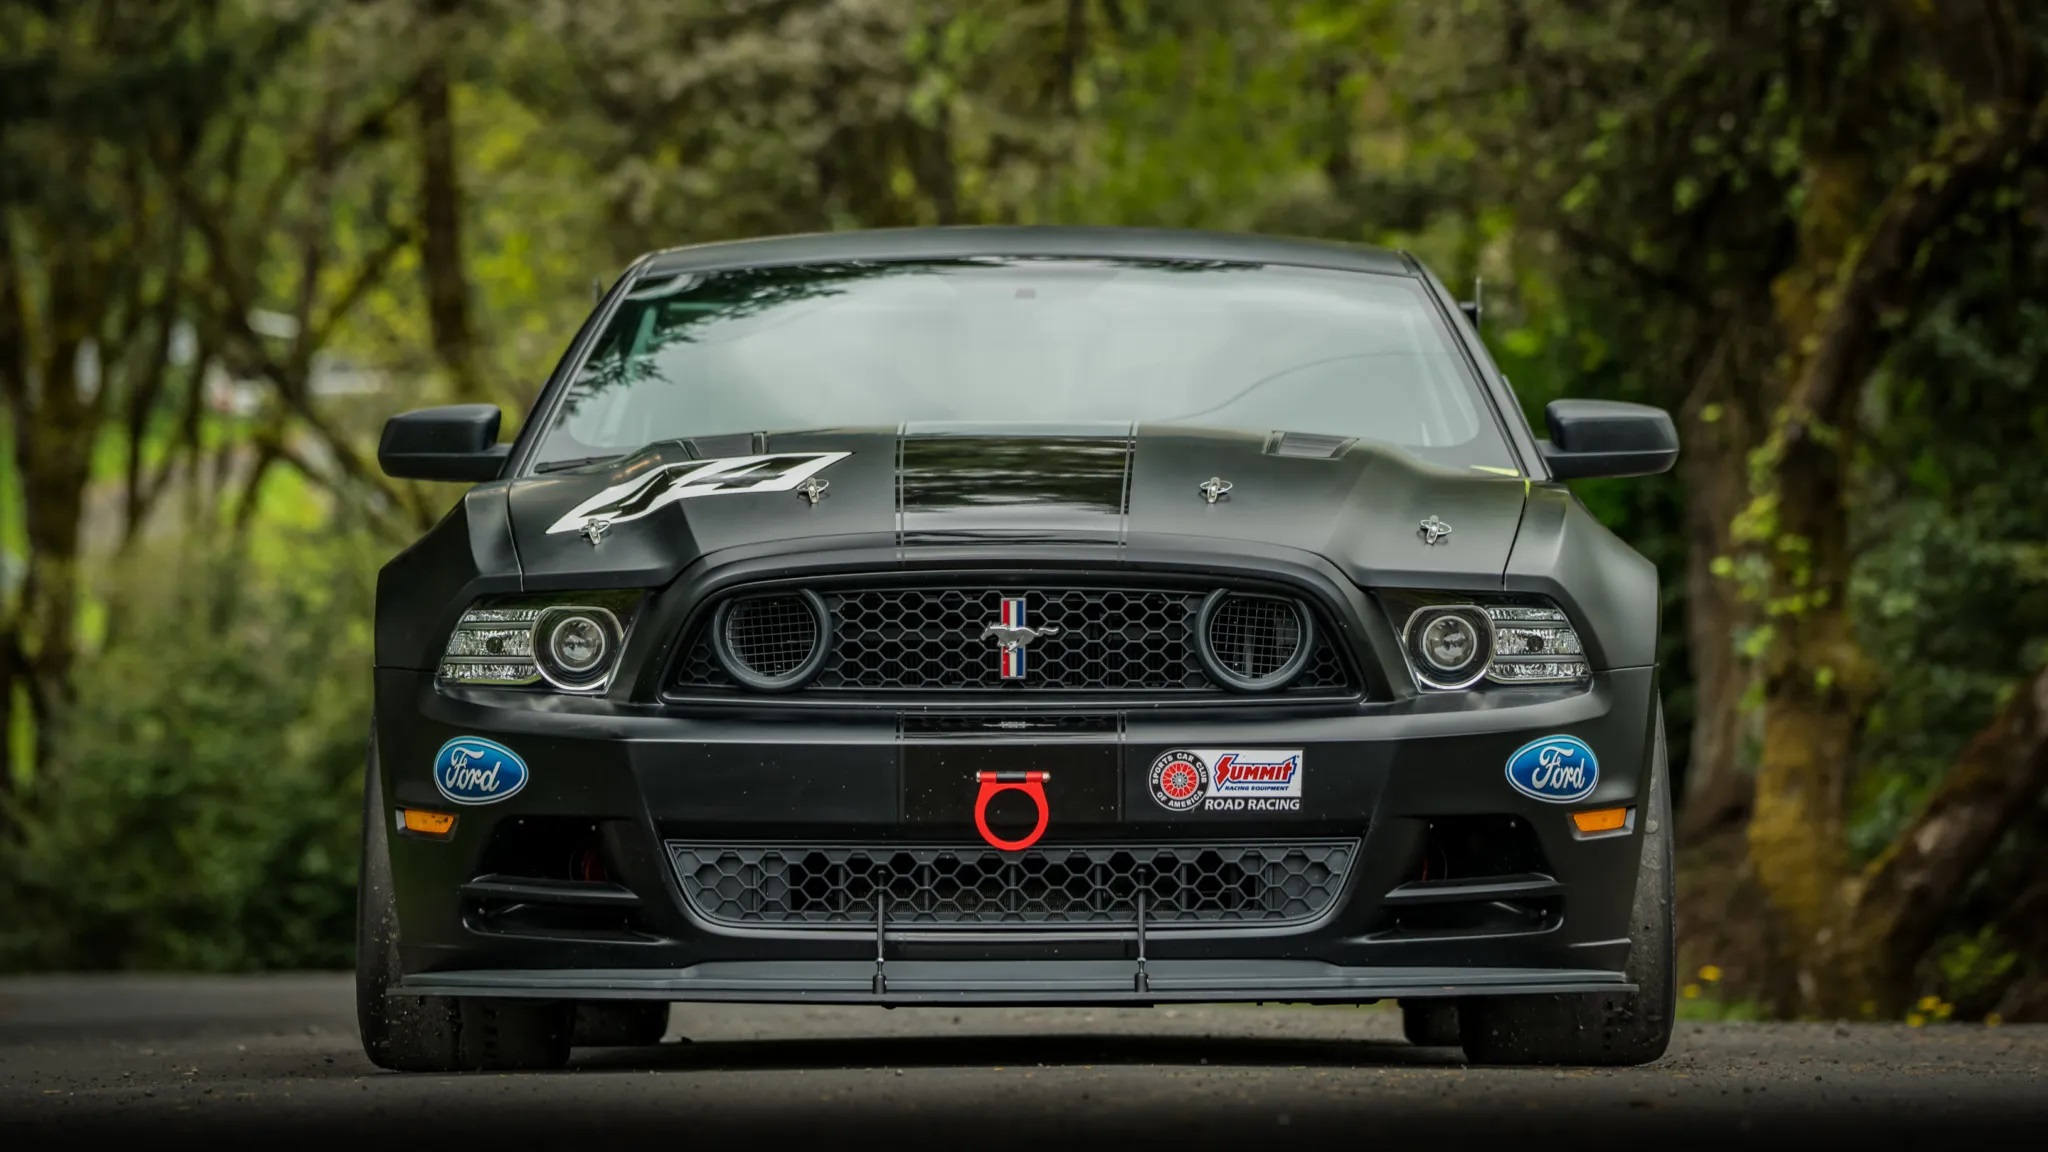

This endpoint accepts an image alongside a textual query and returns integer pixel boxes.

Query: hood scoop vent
[1265,431,1356,459]
[682,431,768,459]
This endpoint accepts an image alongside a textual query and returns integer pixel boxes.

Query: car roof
[637,226,1417,278]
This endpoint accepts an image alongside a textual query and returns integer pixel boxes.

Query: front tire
[1457,707,1677,1066]
[356,733,572,1072]
[1400,1001,1461,1047]
[572,1002,671,1047]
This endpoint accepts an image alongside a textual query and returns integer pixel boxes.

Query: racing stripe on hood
[896,422,1134,545]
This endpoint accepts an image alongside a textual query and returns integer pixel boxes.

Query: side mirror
[1538,399,1679,480]
[377,405,509,482]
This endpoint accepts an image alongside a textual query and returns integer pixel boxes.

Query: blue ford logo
[1504,734,1599,804]
[433,737,528,806]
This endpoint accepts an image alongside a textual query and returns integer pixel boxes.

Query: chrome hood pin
[1419,516,1453,545]
[1198,477,1233,504]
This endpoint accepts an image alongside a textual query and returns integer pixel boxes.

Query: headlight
[1386,594,1589,690]
[439,593,639,692]
[1401,605,1493,689]
[1483,604,1587,683]
[534,606,624,691]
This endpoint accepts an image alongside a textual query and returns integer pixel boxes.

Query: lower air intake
[667,840,1356,930]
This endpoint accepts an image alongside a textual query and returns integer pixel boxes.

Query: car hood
[503,425,1529,589]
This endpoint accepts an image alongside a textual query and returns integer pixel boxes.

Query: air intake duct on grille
[1195,591,1314,692]
[711,589,831,691]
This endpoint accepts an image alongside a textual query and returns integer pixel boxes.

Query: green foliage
[1,0,2046,1014]
[0,530,375,971]
[1928,926,2020,1016]
[1849,277,2048,861]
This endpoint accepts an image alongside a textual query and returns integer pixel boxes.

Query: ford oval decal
[433,737,529,806]
[1504,734,1599,804]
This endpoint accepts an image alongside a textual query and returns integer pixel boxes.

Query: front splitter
[397,959,1630,1005]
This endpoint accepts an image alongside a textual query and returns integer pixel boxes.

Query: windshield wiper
[533,454,626,474]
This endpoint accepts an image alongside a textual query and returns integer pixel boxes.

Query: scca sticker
[1504,735,1598,803]
[433,737,529,806]
[1149,750,1210,812]
[1148,749,1303,813]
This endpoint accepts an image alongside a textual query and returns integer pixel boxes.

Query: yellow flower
[1681,983,1701,1000]
[1985,1013,2004,1028]
[1698,965,1723,983]
[1906,1013,1927,1027]
[1934,1001,1954,1020]
[1917,995,1941,1012]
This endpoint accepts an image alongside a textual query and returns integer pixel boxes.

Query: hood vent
[682,431,768,459]
[1265,431,1356,459]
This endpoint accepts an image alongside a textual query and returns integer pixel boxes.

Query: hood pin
[797,477,830,505]
[579,518,612,546]
[1197,477,1233,504]
[1419,516,1453,545]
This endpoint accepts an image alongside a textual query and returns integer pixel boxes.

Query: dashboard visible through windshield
[529,257,1517,472]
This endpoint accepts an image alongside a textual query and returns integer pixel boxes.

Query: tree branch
[306,218,415,352]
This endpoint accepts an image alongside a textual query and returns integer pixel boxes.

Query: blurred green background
[3,0,2046,1024]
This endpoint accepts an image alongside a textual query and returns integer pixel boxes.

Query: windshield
[530,257,1516,471]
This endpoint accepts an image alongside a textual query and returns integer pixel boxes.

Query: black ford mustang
[358,227,1681,1072]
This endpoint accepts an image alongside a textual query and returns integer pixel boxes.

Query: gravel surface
[1,974,2043,1148]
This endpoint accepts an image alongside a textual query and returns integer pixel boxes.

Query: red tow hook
[973,770,1051,851]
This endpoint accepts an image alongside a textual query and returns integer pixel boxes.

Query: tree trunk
[1675,338,1763,841]
[1744,449,1867,1013]
[0,627,18,830]
[416,30,483,401]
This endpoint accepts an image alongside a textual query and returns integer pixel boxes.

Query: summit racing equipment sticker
[1147,749,1304,813]
[1504,734,1599,803]
[433,736,529,806]
[545,452,851,536]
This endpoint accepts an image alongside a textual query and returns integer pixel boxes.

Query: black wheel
[1457,706,1677,1067]
[356,733,572,1072]
[572,1002,671,1047]
[1400,1000,1460,1047]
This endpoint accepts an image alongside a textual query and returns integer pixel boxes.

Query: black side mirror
[1538,399,1679,480]
[377,405,509,482]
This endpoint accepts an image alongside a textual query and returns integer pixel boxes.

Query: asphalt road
[1,975,2043,1148]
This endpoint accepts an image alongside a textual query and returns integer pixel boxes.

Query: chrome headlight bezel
[439,591,642,693]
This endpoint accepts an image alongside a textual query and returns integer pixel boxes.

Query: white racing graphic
[545,452,852,536]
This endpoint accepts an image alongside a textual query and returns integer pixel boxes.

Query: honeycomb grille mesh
[721,595,820,678]
[1206,595,1306,681]
[668,841,1356,929]
[673,586,1353,695]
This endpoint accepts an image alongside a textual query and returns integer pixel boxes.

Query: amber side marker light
[399,809,457,837]
[1571,807,1629,834]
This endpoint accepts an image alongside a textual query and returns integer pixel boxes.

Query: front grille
[668,840,1357,930]
[673,585,1354,695]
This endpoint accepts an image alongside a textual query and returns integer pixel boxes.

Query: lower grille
[667,840,1356,930]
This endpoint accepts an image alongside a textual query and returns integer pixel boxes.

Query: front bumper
[374,665,1659,1005]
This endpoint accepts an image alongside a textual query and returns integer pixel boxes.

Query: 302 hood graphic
[500,426,1536,587]
[545,452,850,535]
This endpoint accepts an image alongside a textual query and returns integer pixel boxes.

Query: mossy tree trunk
[1744,96,2048,1016]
